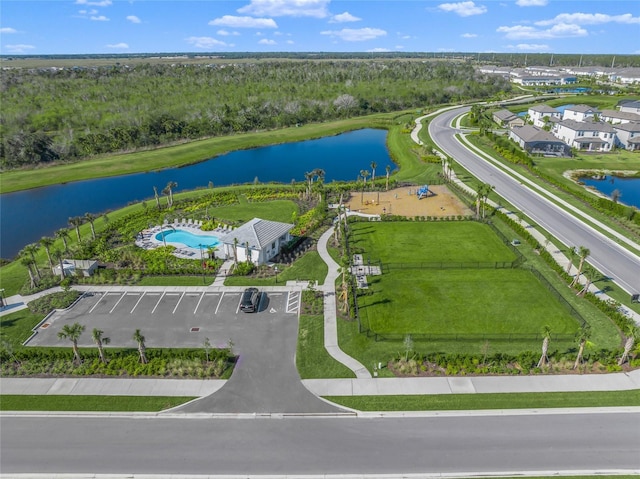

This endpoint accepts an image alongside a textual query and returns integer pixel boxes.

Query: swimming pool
[155,229,221,249]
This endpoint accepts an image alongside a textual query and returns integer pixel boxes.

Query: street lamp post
[275,266,278,284]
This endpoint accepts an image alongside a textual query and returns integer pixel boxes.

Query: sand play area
[344,185,473,218]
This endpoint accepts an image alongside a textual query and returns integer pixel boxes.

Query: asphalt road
[2,412,638,475]
[429,106,640,295]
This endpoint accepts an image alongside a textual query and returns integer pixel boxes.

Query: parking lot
[28,288,302,350]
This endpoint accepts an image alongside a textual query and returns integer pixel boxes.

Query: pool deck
[135,220,233,260]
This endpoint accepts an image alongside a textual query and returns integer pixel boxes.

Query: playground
[346,185,472,218]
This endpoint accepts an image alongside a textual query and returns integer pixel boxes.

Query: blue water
[581,176,640,209]
[550,87,591,94]
[0,129,394,258]
[156,230,220,249]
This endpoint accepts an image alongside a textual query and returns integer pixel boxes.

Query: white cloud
[238,0,329,18]
[126,15,141,24]
[217,29,240,36]
[209,15,277,28]
[395,45,404,49]
[76,0,112,6]
[367,47,390,52]
[79,9,98,15]
[516,0,547,6]
[330,12,361,23]
[508,43,549,50]
[286,39,294,44]
[0,27,17,34]
[437,1,487,17]
[258,38,277,45]
[106,42,129,49]
[461,33,477,38]
[536,13,640,26]
[90,15,109,21]
[186,36,229,48]
[321,27,387,42]
[5,44,35,53]
[497,23,587,39]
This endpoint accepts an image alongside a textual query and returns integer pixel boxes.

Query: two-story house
[509,125,571,156]
[562,104,600,122]
[600,109,640,125]
[553,119,616,152]
[527,104,562,129]
[613,122,640,151]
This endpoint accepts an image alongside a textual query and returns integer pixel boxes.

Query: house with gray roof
[562,104,599,122]
[218,218,294,265]
[553,119,616,152]
[509,125,571,157]
[600,109,640,125]
[613,122,640,151]
[492,109,525,128]
[527,104,562,128]
[618,100,640,115]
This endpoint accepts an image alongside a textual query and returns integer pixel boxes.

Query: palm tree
[55,228,70,252]
[480,184,493,218]
[566,246,577,274]
[245,241,252,264]
[163,181,178,207]
[68,216,84,242]
[385,165,391,191]
[573,325,592,369]
[58,322,85,365]
[313,168,325,184]
[232,237,239,265]
[577,264,597,297]
[153,186,161,209]
[51,249,66,280]
[133,329,148,364]
[611,189,621,204]
[84,212,97,240]
[360,169,370,185]
[537,325,551,368]
[39,236,55,270]
[92,328,110,364]
[304,171,314,199]
[370,161,377,183]
[618,326,637,366]
[20,244,41,280]
[20,257,38,289]
[570,246,590,288]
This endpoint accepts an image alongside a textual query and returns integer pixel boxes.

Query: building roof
[618,99,640,109]
[219,218,293,250]
[614,121,640,133]
[493,109,517,121]
[564,104,599,114]
[529,104,560,114]
[511,125,562,144]
[558,119,616,133]
[601,110,640,122]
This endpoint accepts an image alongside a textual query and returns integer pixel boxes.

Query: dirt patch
[344,185,473,218]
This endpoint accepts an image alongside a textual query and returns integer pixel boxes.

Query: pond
[0,129,394,259]
[580,175,640,209]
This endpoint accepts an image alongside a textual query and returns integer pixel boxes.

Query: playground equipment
[417,185,430,199]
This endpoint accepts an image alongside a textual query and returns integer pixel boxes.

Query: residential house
[562,104,599,122]
[613,122,640,151]
[509,125,571,157]
[600,109,640,125]
[218,218,294,266]
[492,109,525,128]
[527,104,562,128]
[553,119,616,152]
[618,100,640,115]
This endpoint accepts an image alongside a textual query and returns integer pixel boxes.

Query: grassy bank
[0,395,194,411]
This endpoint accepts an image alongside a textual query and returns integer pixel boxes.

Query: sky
[1,0,639,55]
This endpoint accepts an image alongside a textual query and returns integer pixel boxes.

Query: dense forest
[0,60,510,169]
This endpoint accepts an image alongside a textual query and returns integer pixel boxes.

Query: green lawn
[349,221,516,264]
[0,395,194,411]
[0,309,45,349]
[326,389,640,411]
[297,314,356,379]
[224,251,328,286]
[359,268,579,337]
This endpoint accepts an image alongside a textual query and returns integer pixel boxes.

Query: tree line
[0,60,510,169]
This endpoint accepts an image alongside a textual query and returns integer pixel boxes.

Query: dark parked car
[240,287,260,313]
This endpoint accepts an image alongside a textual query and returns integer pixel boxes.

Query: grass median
[0,395,195,412]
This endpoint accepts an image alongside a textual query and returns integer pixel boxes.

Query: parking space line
[88,292,105,313]
[193,292,205,314]
[214,292,225,315]
[172,292,185,314]
[151,292,166,314]
[130,292,146,314]
[286,291,301,314]
[108,292,128,314]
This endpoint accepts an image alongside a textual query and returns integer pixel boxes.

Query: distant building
[492,109,525,128]
[53,259,99,277]
[509,125,571,157]
[618,100,640,115]
[218,218,294,266]
[600,109,640,125]
[562,104,600,122]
